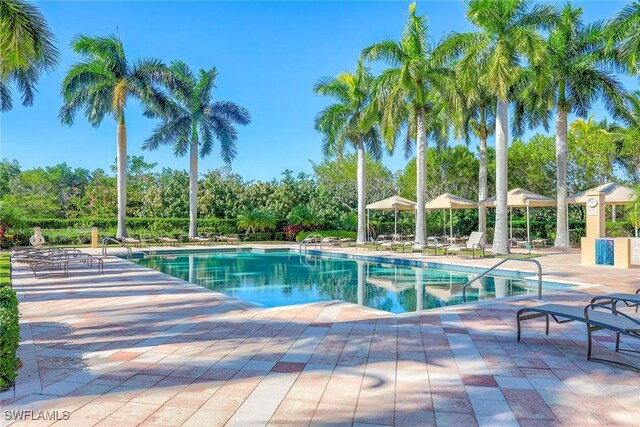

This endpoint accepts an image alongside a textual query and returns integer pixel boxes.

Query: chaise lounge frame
[516,293,640,371]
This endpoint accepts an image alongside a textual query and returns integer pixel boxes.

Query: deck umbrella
[568,182,639,237]
[425,193,477,239]
[480,188,555,242]
[366,195,416,237]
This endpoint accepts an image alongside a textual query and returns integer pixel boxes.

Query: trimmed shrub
[0,255,19,391]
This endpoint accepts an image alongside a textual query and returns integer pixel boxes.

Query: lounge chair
[216,235,240,245]
[190,236,213,246]
[122,237,141,248]
[320,237,339,248]
[338,237,355,246]
[159,237,179,247]
[517,295,640,370]
[446,231,485,258]
[422,237,449,255]
[15,250,104,277]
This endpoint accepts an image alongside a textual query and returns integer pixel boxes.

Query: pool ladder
[461,257,543,302]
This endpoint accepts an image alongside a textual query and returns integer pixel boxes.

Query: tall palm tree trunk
[492,99,509,254]
[188,139,198,239]
[554,104,569,250]
[415,107,427,245]
[356,138,367,243]
[116,116,127,239]
[478,127,488,238]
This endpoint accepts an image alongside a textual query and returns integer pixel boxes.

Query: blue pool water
[133,251,572,313]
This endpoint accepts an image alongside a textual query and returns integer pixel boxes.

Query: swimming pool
[133,250,573,314]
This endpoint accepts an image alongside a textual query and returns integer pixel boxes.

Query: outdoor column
[526,205,530,243]
[509,207,513,240]
[449,207,453,239]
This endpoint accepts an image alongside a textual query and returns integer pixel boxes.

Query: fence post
[91,227,98,248]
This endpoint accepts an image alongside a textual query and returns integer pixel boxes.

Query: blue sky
[1,0,635,181]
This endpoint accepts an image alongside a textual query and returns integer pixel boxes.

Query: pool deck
[1,245,639,426]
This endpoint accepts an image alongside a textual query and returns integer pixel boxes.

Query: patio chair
[338,237,355,247]
[190,236,213,246]
[421,237,449,255]
[159,237,179,247]
[122,236,141,248]
[516,295,640,370]
[446,231,485,258]
[16,250,104,278]
[320,237,339,248]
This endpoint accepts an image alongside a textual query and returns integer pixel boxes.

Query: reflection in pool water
[134,251,562,314]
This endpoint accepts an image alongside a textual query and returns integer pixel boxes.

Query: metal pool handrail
[299,234,322,253]
[461,257,543,302]
[102,237,132,260]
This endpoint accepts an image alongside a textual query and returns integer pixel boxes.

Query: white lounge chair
[446,231,484,258]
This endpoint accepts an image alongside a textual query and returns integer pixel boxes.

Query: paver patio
[1,247,639,426]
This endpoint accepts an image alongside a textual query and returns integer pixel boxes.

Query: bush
[0,255,19,391]
[296,230,357,242]
[283,225,305,241]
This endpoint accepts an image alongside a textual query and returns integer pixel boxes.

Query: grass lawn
[0,253,10,287]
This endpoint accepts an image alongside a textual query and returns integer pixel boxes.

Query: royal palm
[144,61,251,238]
[60,34,173,238]
[362,2,456,245]
[445,0,555,254]
[607,1,640,73]
[314,59,386,243]
[0,0,58,111]
[526,4,624,250]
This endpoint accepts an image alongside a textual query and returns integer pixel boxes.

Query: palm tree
[617,91,640,181]
[443,0,556,254]
[0,0,58,111]
[362,2,457,245]
[143,61,251,238]
[606,1,640,73]
[314,59,386,243]
[237,209,276,237]
[525,4,625,250]
[450,60,495,237]
[60,34,174,238]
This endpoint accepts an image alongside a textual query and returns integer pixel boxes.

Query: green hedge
[296,230,357,242]
[24,217,239,231]
[0,254,19,391]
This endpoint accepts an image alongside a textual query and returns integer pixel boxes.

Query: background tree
[60,34,173,238]
[525,4,625,249]
[237,208,276,237]
[314,59,385,243]
[606,1,640,73]
[0,0,58,111]
[448,57,495,236]
[143,61,251,238]
[447,0,556,253]
[363,2,456,245]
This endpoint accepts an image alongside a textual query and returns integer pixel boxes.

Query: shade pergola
[425,193,477,238]
[480,188,556,242]
[568,182,639,237]
[567,182,638,205]
[366,195,416,236]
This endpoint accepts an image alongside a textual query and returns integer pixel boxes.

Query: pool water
[134,251,564,314]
